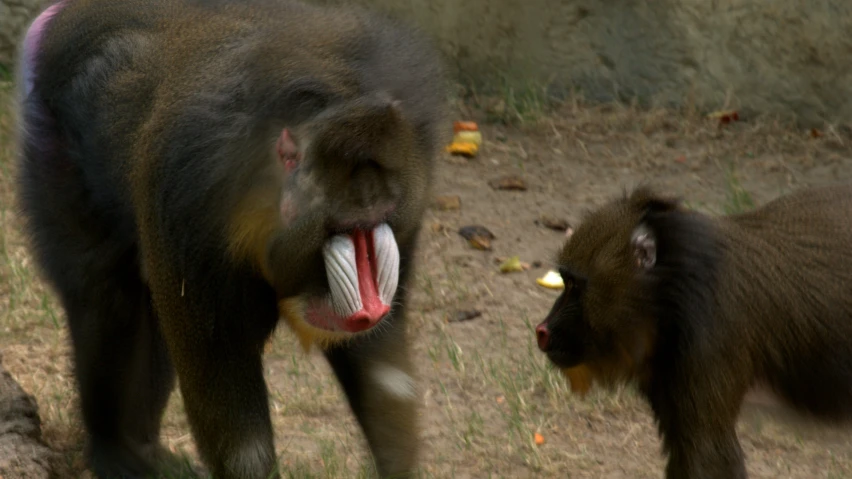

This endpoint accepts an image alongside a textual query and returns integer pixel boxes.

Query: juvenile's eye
[558,267,574,291]
[558,266,586,295]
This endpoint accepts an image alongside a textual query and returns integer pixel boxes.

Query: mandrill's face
[535,268,599,369]
[234,93,434,347]
[534,197,661,384]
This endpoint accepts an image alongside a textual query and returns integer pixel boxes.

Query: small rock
[433,195,461,211]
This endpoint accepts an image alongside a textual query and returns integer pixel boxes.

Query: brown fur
[537,183,852,479]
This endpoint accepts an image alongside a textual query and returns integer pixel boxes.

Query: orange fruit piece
[453,121,479,133]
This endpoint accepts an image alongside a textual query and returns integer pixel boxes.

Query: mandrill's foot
[151,445,208,479]
[88,438,208,479]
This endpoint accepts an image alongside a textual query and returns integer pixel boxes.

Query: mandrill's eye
[558,267,586,296]
[558,267,573,291]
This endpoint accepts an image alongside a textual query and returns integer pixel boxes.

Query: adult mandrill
[15,0,446,477]
[535,184,852,479]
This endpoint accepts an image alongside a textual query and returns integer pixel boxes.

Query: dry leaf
[433,195,461,211]
[468,236,492,250]
[489,174,528,191]
[707,109,739,125]
[458,225,495,251]
[449,310,482,323]
[536,215,569,231]
[496,396,505,404]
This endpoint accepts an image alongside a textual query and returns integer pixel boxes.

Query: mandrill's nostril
[535,323,550,351]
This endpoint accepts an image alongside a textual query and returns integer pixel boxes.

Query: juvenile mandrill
[535,184,852,479]
[15,0,445,477]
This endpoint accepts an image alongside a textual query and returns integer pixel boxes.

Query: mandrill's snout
[535,321,550,351]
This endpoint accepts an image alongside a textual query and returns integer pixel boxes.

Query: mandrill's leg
[323,307,419,478]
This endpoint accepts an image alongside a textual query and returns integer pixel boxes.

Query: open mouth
[303,223,399,333]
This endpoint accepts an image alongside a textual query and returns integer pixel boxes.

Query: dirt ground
[2,80,852,478]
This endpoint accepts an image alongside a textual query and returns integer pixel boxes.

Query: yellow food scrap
[453,130,482,146]
[536,270,564,289]
[499,256,524,273]
[447,120,482,158]
[446,141,479,158]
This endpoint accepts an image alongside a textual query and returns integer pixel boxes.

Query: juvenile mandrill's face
[535,268,599,368]
[259,94,434,344]
[534,200,658,372]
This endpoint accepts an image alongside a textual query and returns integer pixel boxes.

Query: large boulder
[0,355,57,479]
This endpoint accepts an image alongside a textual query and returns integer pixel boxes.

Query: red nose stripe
[345,229,390,332]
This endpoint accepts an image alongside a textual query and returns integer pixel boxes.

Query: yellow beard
[277,297,355,353]
[561,365,593,397]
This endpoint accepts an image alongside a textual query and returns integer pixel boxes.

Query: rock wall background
[1,0,52,72]
[3,0,851,125]
[313,0,852,127]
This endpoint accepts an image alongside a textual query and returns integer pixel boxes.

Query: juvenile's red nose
[535,322,550,351]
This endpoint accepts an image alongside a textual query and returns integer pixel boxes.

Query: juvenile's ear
[628,186,682,214]
[631,223,656,270]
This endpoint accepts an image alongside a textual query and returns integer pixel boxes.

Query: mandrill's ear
[631,223,657,270]
[627,186,681,271]
[628,186,682,215]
